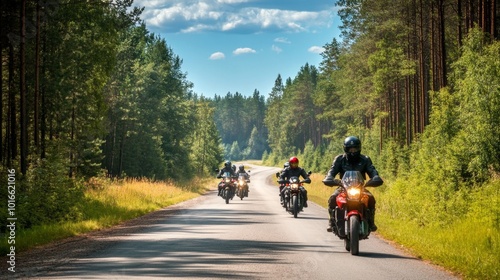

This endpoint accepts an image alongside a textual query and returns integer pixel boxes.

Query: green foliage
[212,90,268,160]
[189,100,224,176]
[451,29,500,181]
[0,143,84,232]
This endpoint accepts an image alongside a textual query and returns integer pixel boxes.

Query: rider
[322,136,383,232]
[278,156,311,207]
[217,160,237,196]
[237,165,251,196]
[279,161,290,205]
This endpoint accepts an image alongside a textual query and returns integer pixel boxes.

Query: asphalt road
[39,164,459,279]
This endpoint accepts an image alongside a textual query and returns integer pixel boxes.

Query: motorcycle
[236,171,250,200]
[217,171,236,204]
[325,170,379,255]
[279,174,310,218]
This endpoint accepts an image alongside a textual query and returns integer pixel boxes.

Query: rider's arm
[278,169,288,184]
[323,155,342,182]
[364,156,383,186]
[301,169,311,184]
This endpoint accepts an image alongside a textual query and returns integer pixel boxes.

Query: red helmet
[289,156,299,169]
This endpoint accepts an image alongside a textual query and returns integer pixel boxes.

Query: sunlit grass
[2,177,217,254]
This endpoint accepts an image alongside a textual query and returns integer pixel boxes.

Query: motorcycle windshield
[289,176,300,184]
[341,171,365,188]
[223,171,232,178]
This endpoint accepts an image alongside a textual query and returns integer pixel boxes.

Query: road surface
[30,164,458,279]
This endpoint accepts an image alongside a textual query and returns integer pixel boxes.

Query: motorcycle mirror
[307,171,312,175]
[247,170,251,173]
[275,172,280,178]
[215,168,219,172]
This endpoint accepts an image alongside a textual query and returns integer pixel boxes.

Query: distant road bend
[5,164,459,279]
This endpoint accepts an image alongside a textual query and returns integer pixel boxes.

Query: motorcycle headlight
[291,183,299,190]
[347,187,361,199]
[225,178,230,183]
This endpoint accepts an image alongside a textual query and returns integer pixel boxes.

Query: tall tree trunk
[69,94,75,178]
[438,0,448,88]
[419,0,426,133]
[20,0,28,174]
[458,0,464,46]
[8,45,16,165]
[491,0,496,39]
[0,35,3,163]
[41,32,47,159]
[34,0,41,154]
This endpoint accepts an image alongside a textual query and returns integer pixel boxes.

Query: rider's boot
[367,209,378,232]
[326,209,334,232]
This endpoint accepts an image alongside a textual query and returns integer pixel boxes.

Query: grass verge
[1,177,217,254]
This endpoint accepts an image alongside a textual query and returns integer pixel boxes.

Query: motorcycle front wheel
[292,195,298,218]
[225,190,230,204]
[350,215,360,255]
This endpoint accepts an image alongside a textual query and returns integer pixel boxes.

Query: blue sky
[133,0,341,98]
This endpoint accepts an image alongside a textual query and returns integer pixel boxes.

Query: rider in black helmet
[217,161,237,196]
[322,136,383,232]
[278,161,290,205]
[237,165,251,196]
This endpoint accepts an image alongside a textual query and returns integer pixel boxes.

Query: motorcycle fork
[345,210,369,237]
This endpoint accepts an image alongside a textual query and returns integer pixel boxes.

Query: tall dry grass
[2,177,217,254]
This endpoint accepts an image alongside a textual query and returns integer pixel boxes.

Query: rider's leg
[365,190,377,231]
[327,188,341,232]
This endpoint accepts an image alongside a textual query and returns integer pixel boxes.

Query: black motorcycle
[280,176,308,218]
[236,172,250,200]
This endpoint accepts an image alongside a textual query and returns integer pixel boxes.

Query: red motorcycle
[328,171,379,255]
[216,171,236,204]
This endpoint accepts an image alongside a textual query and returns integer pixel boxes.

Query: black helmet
[343,136,361,163]
[238,165,244,172]
[224,161,232,168]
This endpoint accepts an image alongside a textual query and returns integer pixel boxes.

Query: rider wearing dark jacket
[279,156,311,207]
[217,161,237,196]
[322,136,383,232]
[278,161,290,205]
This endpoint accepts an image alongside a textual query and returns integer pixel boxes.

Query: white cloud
[216,0,250,3]
[274,37,291,44]
[209,52,226,60]
[137,1,335,34]
[308,46,325,54]
[272,45,282,54]
[233,47,256,55]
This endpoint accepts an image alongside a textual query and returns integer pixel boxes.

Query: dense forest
[253,0,500,183]
[1,0,500,248]
[0,0,224,229]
